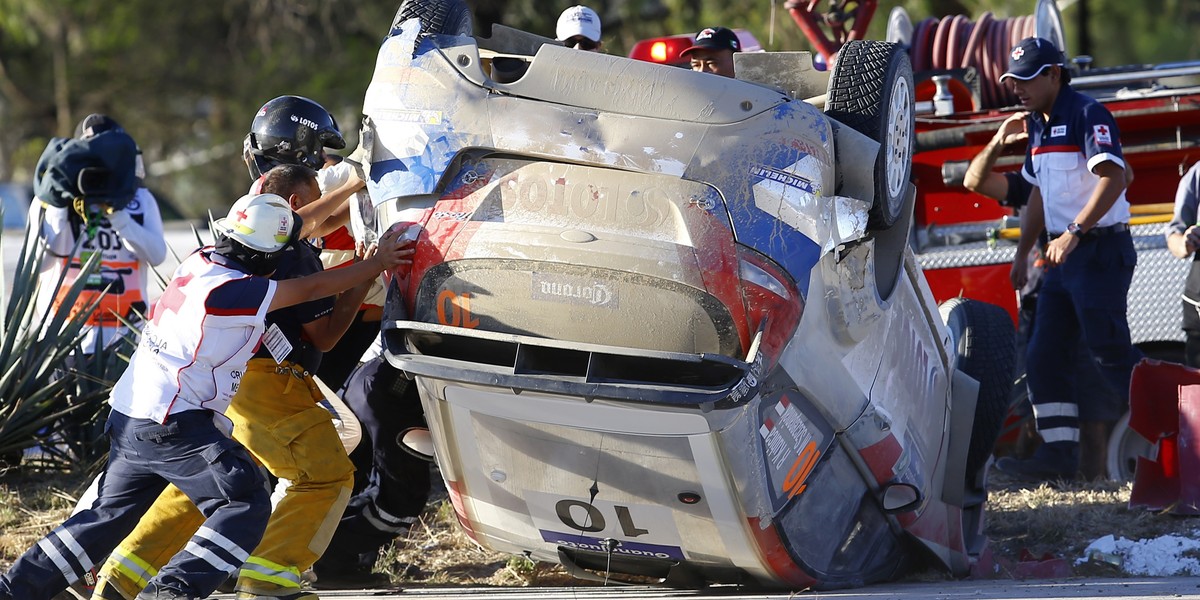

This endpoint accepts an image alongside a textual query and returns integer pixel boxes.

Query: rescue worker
[89,165,373,600]
[681,26,740,78]
[310,348,429,588]
[31,113,167,353]
[1167,162,1200,368]
[0,193,412,600]
[556,5,604,52]
[245,95,359,241]
[995,37,1142,482]
[965,110,1130,481]
[246,97,380,389]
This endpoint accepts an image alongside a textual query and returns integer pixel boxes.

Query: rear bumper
[383,319,760,406]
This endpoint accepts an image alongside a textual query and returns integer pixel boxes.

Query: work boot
[92,580,133,600]
[311,563,394,590]
[1079,420,1116,481]
[234,591,319,600]
[134,582,195,600]
[995,441,1079,482]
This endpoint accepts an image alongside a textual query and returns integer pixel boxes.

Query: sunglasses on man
[564,36,599,51]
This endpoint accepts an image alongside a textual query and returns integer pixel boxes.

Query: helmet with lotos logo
[245,95,346,177]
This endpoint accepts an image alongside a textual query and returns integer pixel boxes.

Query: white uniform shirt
[109,250,277,423]
[31,188,167,350]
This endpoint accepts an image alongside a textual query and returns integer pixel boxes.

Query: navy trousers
[315,357,431,573]
[1025,231,1143,444]
[0,410,270,600]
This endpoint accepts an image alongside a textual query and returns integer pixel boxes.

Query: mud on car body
[352,0,1015,589]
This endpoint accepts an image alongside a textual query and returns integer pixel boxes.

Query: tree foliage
[0,0,1194,217]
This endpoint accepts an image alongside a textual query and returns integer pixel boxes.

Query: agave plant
[0,206,138,474]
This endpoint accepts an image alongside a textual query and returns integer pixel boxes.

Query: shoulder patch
[1093,124,1113,146]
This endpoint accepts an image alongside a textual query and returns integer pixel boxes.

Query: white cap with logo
[556,5,601,42]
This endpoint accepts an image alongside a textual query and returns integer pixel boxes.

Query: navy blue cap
[1000,37,1065,82]
[680,27,740,57]
[74,114,124,139]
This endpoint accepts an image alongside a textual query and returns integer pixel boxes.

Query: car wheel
[391,0,474,42]
[1106,411,1153,482]
[939,298,1017,478]
[825,40,915,230]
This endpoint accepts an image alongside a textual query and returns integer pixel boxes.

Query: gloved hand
[105,207,132,230]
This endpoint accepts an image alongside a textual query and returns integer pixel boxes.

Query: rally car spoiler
[381,319,762,407]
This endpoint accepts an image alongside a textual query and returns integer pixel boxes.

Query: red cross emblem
[151,273,194,326]
[1096,125,1108,136]
[1011,46,1025,61]
[235,209,248,221]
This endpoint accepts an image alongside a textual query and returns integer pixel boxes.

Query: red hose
[908,12,1038,109]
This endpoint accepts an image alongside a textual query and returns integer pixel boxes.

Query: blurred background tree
[0,0,1196,219]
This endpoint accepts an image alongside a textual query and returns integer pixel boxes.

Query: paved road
[202,579,1200,600]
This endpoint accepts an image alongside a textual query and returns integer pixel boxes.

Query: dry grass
[0,471,84,569]
[983,470,1200,577]
[3,467,1199,585]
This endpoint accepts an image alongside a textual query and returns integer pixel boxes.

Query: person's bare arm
[300,277,373,351]
[1168,229,1199,259]
[270,229,410,311]
[309,201,351,239]
[965,112,1028,200]
[1011,186,1045,290]
[297,177,364,240]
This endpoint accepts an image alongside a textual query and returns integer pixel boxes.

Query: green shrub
[0,210,136,474]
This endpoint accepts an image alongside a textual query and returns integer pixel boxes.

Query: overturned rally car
[352,0,1016,590]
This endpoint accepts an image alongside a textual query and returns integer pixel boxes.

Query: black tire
[392,0,474,43]
[825,40,915,230]
[940,298,1017,478]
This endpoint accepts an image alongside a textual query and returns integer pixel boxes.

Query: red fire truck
[630,0,1200,480]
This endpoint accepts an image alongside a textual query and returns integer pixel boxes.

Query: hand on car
[366,227,416,272]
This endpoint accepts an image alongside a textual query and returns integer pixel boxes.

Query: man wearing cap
[556,5,603,52]
[995,37,1142,482]
[681,26,740,78]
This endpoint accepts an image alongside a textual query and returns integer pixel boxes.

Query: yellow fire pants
[94,358,354,598]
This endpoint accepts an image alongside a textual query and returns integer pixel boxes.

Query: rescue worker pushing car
[0,191,412,600]
[997,37,1143,482]
[92,166,375,600]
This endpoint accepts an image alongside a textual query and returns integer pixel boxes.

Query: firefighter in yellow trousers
[92,165,371,600]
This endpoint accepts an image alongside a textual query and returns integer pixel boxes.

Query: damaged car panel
[353,0,1015,590]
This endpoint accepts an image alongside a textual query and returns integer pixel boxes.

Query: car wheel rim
[1108,412,1153,481]
[885,76,913,202]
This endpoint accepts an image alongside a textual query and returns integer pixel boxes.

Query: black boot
[996,441,1079,482]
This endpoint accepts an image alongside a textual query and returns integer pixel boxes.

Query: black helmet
[246,95,345,177]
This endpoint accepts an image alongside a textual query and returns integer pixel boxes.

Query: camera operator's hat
[1000,37,1065,82]
[680,27,741,57]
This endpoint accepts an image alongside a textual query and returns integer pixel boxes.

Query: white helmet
[213,193,299,253]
